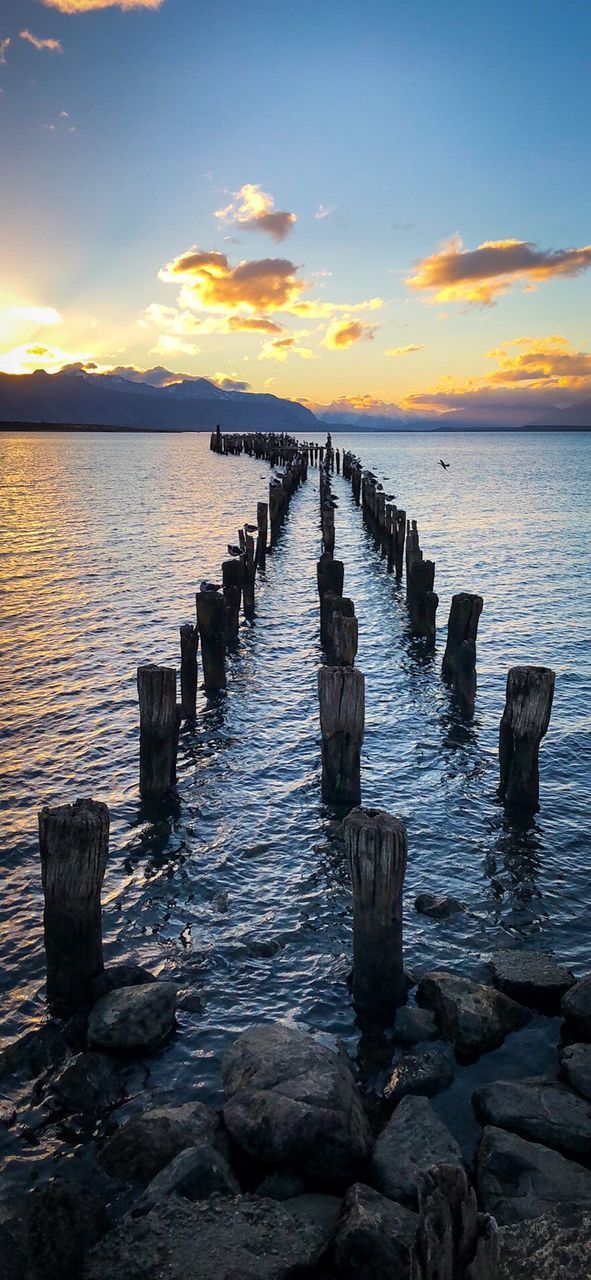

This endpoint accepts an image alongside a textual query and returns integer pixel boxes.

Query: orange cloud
[215,183,296,242]
[407,234,591,305]
[20,30,63,51]
[385,343,425,357]
[258,333,314,362]
[404,335,591,415]
[291,296,383,319]
[323,318,378,350]
[227,315,283,334]
[159,247,308,314]
[41,0,164,10]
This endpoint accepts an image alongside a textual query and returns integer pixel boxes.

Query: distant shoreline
[0,421,589,435]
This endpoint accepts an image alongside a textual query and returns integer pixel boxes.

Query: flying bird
[439,459,450,470]
[199,580,222,593]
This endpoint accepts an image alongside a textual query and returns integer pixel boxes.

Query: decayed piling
[222,557,243,642]
[499,665,555,812]
[411,1164,500,1280]
[196,590,227,691]
[256,501,268,568]
[406,519,438,643]
[322,593,356,659]
[38,797,109,1010]
[180,623,198,720]
[442,593,484,715]
[318,665,365,806]
[242,530,256,616]
[137,663,179,798]
[345,806,407,1016]
[331,606,358,666]
[317,552,344,601]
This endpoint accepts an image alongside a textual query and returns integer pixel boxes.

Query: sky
[0,0,590,422]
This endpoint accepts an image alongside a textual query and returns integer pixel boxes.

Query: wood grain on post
[137,664,179,798]
[196,591,227,691]
[256,501,268,568]
[345,806,407,1016]
[180,623,198,720]
[317,553,344,600]
[222,557,243,642]
[321,592,355,654]
[332,610,358,667]
[411,1164,500,1280]
[318,665,364,806]
[242,532,256,616]
[442,593,483,716]
[499,665,555,812]
[38,797,109,1010]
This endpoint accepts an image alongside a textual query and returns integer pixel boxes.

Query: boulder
[49,1052,124,1114]
[415,893,465,919]
[91,963,156,1003]
[393,1006,439,1045]
[417,971,530,1058]
[0,1224,26,1280]
[27,1180,111,1280]
[98,1101,222,1184]
[282,1193,341,1243]
[491,949,575,1012]
[334,1182,418,1279]
[371,1095,463,1208]
[84,1194,337,1280]
[222,1023,372,1185]
[383,1045,455,1104]
[499,1205,591,1279]
[0,1024,67,1082]
[255,1172,308,1200]
[476,1125,591,1224]
[87,982,176,1055]
[473,1077,591,1156]
[144,1143,240,1202]
[562,975,591,1040]
[560,1043,591,1101]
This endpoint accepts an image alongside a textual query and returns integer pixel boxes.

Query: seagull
[244,523,257,533]
[199,580,222,593]
[385,493,396,501]
[439,459,450,470]
[227,545,242,557]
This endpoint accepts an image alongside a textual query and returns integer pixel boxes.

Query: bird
[244,523,257,533]
[385,493,396,501]
[227,545,242,557]
[439,459,450,470]
[199,580,222,593]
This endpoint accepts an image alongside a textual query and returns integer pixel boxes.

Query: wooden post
[317,553,344,600]
[394,509,406,579]
[332,610,358,666]
[345,806,407,1016]
[38,798,109,1011]
[321,592,354,652]
[411,1165,499,1280]
[180,623,198,720]
[499,666,555,812]
[222,557,243,642]
[196,591,227,691]
[442,593,483,716]
[242,532,256,616]
[318,665,364,806]
[256,501,268,568]
[137,664,179,798]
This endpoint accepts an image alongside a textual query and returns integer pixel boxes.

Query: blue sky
[1,0,590,420]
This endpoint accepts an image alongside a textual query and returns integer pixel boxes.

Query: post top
[344,806,405,835]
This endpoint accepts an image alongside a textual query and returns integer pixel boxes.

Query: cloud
[385,343,425,357]
[291,296,383,319]
[0,304,62,332]
[151,334,200,356]
[215,183,296,242]
[41,0,164,11]
[323,318,378,350]
[141,302,202,334]
[159,247,308,314]
[213,373,251,392]
[407,233,591,305]
[0,38,10,64]
[258,334,315,362]
[0,343,92,374]
[20,30,63,52]
[227,315,283,334]
[315,204,334,220]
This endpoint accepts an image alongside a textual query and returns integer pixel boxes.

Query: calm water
[1,429,590,1172]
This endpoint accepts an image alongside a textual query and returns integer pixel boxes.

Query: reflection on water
[1,428,590,1132]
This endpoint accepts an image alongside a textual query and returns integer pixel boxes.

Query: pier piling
[137,664,179,798]
[442,593,484,715]
[318,665,365,806]
[345,806,407,1017]
[196,590,227,691]
[180,623,198,720]
[499,665,555,812]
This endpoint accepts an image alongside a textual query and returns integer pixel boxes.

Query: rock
[499,1205,591,1279]
[91,963,156,1003]
[562,975,591,1040]
[334,1182,418,1279]
[371,1095,463,1208]
[560,1043,591,1100]
[0,1023,67,1082]
[87,982,176,1055]
[49,1052,124,1114]
[383,1045,455,1103]
[27,1180,111,1280]
[415,893,465,919]
[222,1023,373,1185]
[473,1077,591,1157]
[84,1194,337,1280]
[0,1101,16,1127]
[491,949,575,1011]
[282,1193,341,1243]
[393,1006,439,1045]
[144,1143,240,1202]
[0,1224,26,1280]
[417,971,530,1059]
[256,1171,308,1200]
[476,1125,591,1224]
[98,1101,222,1183]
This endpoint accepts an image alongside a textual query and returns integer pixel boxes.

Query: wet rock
[84,1193,337,1280]
[476,1125,591,1224]
[562,975,591,1040]
[473,1077,591,1157]
[256,1171,308,1200]
[0,1101,16,1126]
[334,1182,418,1279]
[0,1023,67,1082]
[27,1179,111,1280]
[371,1095,463,1208]
[176,987,205,1014]
[283,1193,341,1243]
[560,1043,591,1100]
[212,892,229,913]
[98,1101,222,1183]
[383,1044,455,1103]
[499,1205,591,1279]
[0,1223,26,1280]
[222,1023,372,1185]
[417,971,530,1059]
[415,893,465,919]
[87,982,176,1055]
[91,963,156,1003]
[143,1142,239,1203]
[491,949,575,1012]
[393,1006,438,1045]
[49,1051,124,1114]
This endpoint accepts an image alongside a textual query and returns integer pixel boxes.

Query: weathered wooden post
[317,553,344,601]
[332,609,358,666]
[180,623,198,720]
[411,1165,500,1280]
[345,806,407,1016]
[499,666,555,812]
[322,592,355,653]
[242,532,256,616]
[256,501,268,568]
[137,664,179,798]
[394,508,406,579]
[196,590,227,691]
[222,557,243,642]
[318,665,364,806]
[38,798,109,1010]
[442,593,483,716]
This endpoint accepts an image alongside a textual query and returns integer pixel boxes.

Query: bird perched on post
[244,523,257,533]
[199,580,222,593]
[227,545,242,556]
